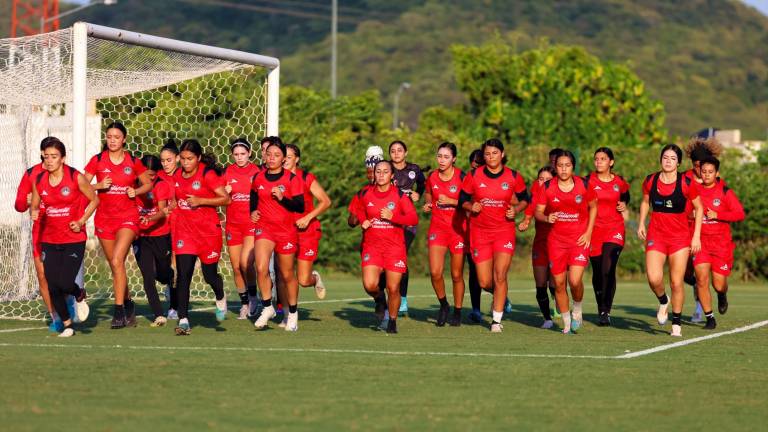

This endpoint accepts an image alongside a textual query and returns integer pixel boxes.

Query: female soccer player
[250,141,305,332]
[693,156,744,329]
[284,144,332,299]
[134,155,174,327]
[518,166,556,329]
[158,140,180,318]
[587,147,630,326]
[460,138,528,333]
[30,137,98,337]
[423,142,466,326]
[353,160,418,333]
[84,122,151,329]
[224,138,261,319]
[638,144,703,337]
[535,151,597,334]
[465,149,484,323]
[171,139,231,335]
[389,140,425,315]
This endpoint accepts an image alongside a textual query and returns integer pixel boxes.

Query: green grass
[1,276,766,431]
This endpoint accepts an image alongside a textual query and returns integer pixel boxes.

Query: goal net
[0,23,279,320]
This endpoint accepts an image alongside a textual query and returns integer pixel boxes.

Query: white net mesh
[0,28,270,320]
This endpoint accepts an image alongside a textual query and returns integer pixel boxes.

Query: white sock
[562,311,572,331]
[492,309,503,323]
[573,301,583,318]
[179,318,189,325]
[215,298,227,311]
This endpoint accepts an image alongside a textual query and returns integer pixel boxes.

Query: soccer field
[1,276,766,431]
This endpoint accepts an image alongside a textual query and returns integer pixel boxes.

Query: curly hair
[685,136,723,162]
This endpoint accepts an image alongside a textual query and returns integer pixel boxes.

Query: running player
[586,147,630,326]
[171,139,231,335]
[250,141,305,332]
[389,140,425,315]
[693,156,744,329]
[84,122,152,329]
[158,140,180,318]
[423,142,466,326]
[535,151,597,334]
[460,138,528,333]
[224,138,261,319]
[134,155,174,327]
[638,144,704,337]
[284,144,332,300]
[465,149,484,323]
[30,137,97,337]
[518,165,556,328]
[352,160,419,333]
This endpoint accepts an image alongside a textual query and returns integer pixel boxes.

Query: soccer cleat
[378,315,390,331]
[254,305,276,329]
[238,305,249,320]
[285,312,298,332]
[504,298,513,314]
[167,308,179,320]
[312,270,326,300]
[174,322,191,336]
[657,301,669,325]
[541,319,554,329]
[49,318,64,333]
[215,307,227,322]
[374,295,387,321]
[670,324,682,337]
[66,296,78,323]
[562,329,574,335]
[449,310,462,327]
[386,319,398,334]
[691,301,704,323]
[125,299,137,327]
[150,316,168,327]
[703,317,717,330]
[717,293,729,315]
[598,312,611,327]
[490,322,503,333]
[111,306,127,329]
[469,309,483,323]
[399,297,409,316]
[74,289,89,323]
[571,313,582,332]
[436,304,449,327]
[58,327,75,338]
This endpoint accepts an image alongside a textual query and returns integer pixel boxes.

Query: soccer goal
[0,22,279,320]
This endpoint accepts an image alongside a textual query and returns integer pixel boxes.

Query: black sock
[453,307,462,316]
[288,304,298,314]
[261,298,272,308]
[535,286,552,320]
[672,312,682,325]
[657,293,669,305]
[717,292,727,301]
[247,285,258,296]
[704,310,714,319]
[238,292,249,305]
[438,296,449,308]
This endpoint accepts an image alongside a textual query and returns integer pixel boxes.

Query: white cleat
[238,305,249,320]
[285,311,298,332]
[58,328,75,338]
[75,298,89,323]
[671,324,682,337]
[690,301,704,323]
[312,270,326,300]
[254,305,276,329]
[657,302,669,325]
[490,323,503,333]
[541,319,554,329]
[167,309,179,320]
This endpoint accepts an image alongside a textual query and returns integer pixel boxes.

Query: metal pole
[72,22,88,171]
[267,66,280,137]
[331,0,337,98]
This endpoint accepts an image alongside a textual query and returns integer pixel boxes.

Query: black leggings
[134,235,174,318]
[42,242,85,322]
[175,254,225,320]
[465,253,481,311]
[590,242,623,314]
[399,229,416,297]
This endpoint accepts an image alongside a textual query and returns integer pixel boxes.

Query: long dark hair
[179,139,224,175]
[141,154,162,172]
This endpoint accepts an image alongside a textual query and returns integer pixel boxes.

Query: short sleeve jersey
[15,163,45,213]
[527,181,552,235]
[461,166,527,231]
[354,186,416,250]
[392,162,426,196]
[224,162,260,225]
[541,176,596,242]
[426,168,466,234]
[173,164,225,238]
[586,172,630,228]
[137,177,173,237]
[36,165,87,244]
[251,169,304,233]
[698,180,744,238]
[295,168,321,231]
[642,172,700,237]
[84,151,146,218]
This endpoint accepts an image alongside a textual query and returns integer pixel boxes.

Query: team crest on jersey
[278,185,286,193]
[429,233,436,241]
[176,240,184,248]
[192,181,201,190]
[408,171,416,180]
[575,194,583,204]
[61,186,71,196]
[613,184,620,192]
[501,182,509,190]
[123,166,132,175]
[449,185,458,193]
[363,253,370,262]
[387,202,396,210]
[713,198,721,207]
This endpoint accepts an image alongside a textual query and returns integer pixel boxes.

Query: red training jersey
[173,164,225,238]
[84,151,146,218]
[137,177,173,237]
[224,162,260,226]
[251,168,304,234]
[540,176,596,242]
[15,163,45,213]
[353,185,418,251]
[526,180,552,236]
[643,172,700,238]
[426,168,466,235]
[295,168,321,232]
[461,166,527,232]
[36,165,87,244]
[698,179,744,239]
[586,172,630,229]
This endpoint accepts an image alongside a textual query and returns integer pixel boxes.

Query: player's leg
[448,251,465,326]
[601,243,623,321]
[276,252,299,331]
[646,250,670,326]
[173,254,196,335]
[533,265,553,328]
[490,252,513,333]
[253,239,278,329]
[384,269,403,333]
[668,247,691,336]
[694,261,716,329]
[239,235,259,316]
[228,242,250,319]
[362,265,387,324]
[113,228,138,327]
[152,234,174,321]
[567,264,586,331]
[134,237,164,323]
[428,244,450,326]
[466,253,482,322]
[398,229,416,315]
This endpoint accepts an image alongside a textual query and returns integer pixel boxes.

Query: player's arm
[30,182,41,221]
[76,173,99,226]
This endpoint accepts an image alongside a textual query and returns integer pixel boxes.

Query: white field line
[0,326,47,333]
[617,319,768,359]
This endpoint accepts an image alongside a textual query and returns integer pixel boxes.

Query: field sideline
[1,276,766,431]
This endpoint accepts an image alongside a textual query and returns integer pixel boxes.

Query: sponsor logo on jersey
[713,198,721,207]
[503,241,514,249]
[665,200,673,208]
[613,184,620,192]
[175,182,180,187]
[613,233,624,240]
[501,182,509,190]
[123,166,132,175]
[429,233,436,241]
[479,183,487,188]
[206,251,219,259]
[367,201,375,207]
[575,254,587,262]
[283,242,294,250]
[449,185,458,193]
[192,181,201,190]
[575,194,583,204]
[408,171,416,180]
[394,260,406,268]
[61,186,71,196]
[176,240,184,248]
[387,201,396,210]
[363,253,370,262]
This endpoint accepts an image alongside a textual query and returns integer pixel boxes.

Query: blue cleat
[571,317,581,332]
[49,319,63,333]
[215,307,227,322]
[504,298,513,314]
[398,297,408,316]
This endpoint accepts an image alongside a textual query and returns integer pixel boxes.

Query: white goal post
[0,22,279,320]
